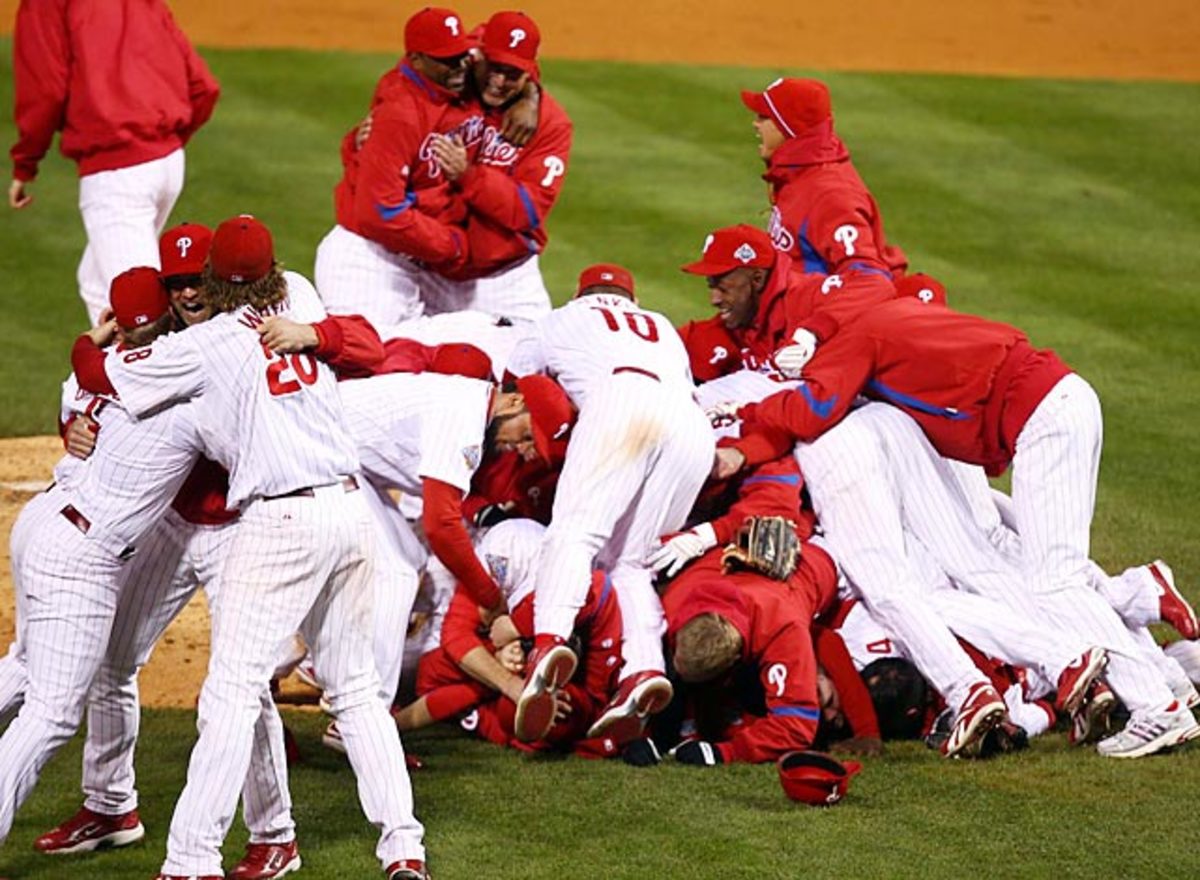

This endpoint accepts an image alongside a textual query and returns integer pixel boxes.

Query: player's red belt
[612,366,660,382]
[263,475,359,501]
[60,504,137,560]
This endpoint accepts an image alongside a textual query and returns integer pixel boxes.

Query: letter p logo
[177,236,193,259]
[509,27,527,48]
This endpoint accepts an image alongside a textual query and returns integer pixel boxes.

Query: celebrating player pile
[3,5,1199,879]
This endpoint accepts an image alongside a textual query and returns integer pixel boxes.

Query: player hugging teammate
[3,5,1199,880]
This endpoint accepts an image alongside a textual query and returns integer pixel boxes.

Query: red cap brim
[741,90,771,117]
[681,258,734,276]
[484,48,539,77]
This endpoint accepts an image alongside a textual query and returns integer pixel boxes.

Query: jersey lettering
[866,638,893,655]
[590,307,660,342]
[833,225,859,256]
[122,348,152,363]
[540,156,565,187]
[767,663,788,697]
[820,275,843,295]
[263,343,319,398]
[708,345,728,365]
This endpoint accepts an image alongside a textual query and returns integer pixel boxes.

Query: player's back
[338,371,493,494]
[516,295,693,408]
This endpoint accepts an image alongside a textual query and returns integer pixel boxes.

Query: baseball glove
[721,516,800,580]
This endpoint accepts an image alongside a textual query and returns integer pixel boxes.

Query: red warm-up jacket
[10,0,220,181]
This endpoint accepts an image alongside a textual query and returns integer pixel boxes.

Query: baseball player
[420,10,572,322]
[34,222,389,878]
[661,537,839,765]
[8,0,219,323]
[0,267,203,852]
[719,297,1199,756]
[506,266,716,744]
[72,216,428,880]
[314,6,485,327]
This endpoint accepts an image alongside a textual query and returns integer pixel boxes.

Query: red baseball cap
[481,11,540,76]
[680,224,776,276]
[575,263,635,299]
[430,342,494,380]
[515,375,575,466]
[740,77,832,139]
[778,751,862,806]
[405,6,471,57]
[110,266,170,330]
[159,223,213,279]
[210,214,274,284]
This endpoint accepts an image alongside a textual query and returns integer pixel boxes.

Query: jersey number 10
[590,307,659,342]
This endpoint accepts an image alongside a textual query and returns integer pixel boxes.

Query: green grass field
[1,40,1199,879]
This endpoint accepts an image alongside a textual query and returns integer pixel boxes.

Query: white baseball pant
[535,377,714,675]
[314,224,425,328]
[161,486,423,876]
[420,253,551,324]
[77,149,185,324]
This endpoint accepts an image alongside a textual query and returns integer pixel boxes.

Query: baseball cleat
[1149,560,1199,640]
[386,858,430,880]
[229,839,301,879]
[34,805,145,854]
[1068,680,1118,746]
[942,682,1007,759]
[513,642,578,743]
[1097,701,1199,758]
[586,670,674,741]
[1054,647,1108,714]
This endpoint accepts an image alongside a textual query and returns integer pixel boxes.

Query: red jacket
[451,91,573,278]
[333,62,482,271]
[663,545,838,763]
[10,0,219,181]
[735,298,1073,475]
[763,122,906,279]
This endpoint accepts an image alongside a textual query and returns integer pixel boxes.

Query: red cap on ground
[680,224,776,276]
[210,215,274,284]
[110,267,170,330]
[515,375,575,466]
[405,6,471,57]
[740,77,832,139]
[777,751,862,806]
[481,11,541,75]
[575,263,635,298]
[159,223,213,279]
[430,342,494,380]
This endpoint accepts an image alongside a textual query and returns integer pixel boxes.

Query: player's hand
[671,740,725,767]
[712,446,746,480]
[488,613,521,648]
[65,414,99,460]
[773,329,818,378]
[647,523,717,577]
[831,736,884,757]
[354,112,374,151]
[552,688,573,723]
[500,80,540,147]
[496,639,527,675]
[622,737,663,767]
[257,317,319,354]
[431,134,469,182]
[8,179,33,209]
[87,315,119,347]
[705,401,741,428]
[478,597,510,628]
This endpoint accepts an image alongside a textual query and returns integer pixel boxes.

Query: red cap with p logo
[481,11,541,76]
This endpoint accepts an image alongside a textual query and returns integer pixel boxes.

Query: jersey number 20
[265,349,318,397]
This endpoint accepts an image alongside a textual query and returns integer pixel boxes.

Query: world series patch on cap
[777,751,862,806]
[681,224,775,276]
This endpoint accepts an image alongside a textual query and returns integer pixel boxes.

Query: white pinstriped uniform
[0,396,201,844]
[80,505,294,844]
[508,295,714,675]
[104,273,424,875]
[419,253,551,323]
[338,372,493,705]
[77,149,185,324]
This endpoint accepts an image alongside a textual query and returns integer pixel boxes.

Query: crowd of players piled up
[4,4,1200,880]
